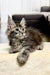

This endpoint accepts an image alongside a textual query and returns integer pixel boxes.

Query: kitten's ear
[20,18,26,26]
[8,15,16,30]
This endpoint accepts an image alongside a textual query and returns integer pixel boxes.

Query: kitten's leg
[37,43,43,50]
[17,49,30,64]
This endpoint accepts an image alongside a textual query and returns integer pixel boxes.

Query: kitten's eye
[16,29,19,31]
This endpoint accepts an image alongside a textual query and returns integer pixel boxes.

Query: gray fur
[7,16,43,64]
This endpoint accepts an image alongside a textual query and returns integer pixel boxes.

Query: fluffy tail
[17,50,30,64]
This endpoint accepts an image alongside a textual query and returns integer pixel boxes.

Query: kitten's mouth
[18,35,25,39]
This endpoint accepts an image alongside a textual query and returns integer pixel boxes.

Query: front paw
[9,48,19,54]
[17,54,28,64]
[37,44,43,50]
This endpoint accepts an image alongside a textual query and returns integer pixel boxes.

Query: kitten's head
[7,16,26,47]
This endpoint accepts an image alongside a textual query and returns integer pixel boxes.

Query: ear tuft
[20,18,26,27]
[8,15,16,30]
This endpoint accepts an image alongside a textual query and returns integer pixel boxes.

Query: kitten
[6,16,43,64]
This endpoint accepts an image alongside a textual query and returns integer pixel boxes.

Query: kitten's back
[27,27,42,45]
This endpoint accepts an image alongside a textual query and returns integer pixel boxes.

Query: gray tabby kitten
[7,16,43,64]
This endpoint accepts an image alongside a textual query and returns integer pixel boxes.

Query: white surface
[0,42,50,75]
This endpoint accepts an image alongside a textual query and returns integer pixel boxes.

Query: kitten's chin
[18,36,24,39]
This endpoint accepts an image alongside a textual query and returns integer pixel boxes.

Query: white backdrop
[1,0,8,24]
[0,0,1,17]
[1,0,50,25]
[40,0,49,6]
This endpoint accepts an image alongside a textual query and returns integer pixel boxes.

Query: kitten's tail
[17,49,30,64]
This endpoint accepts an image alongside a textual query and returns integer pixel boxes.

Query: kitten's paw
[37,44,43,50]
[17,53,28,64]
[9,48,19,54]
[9,49,14,53]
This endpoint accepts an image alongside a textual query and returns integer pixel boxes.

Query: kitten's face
[7,16,26,47]
[9,25,25,47]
